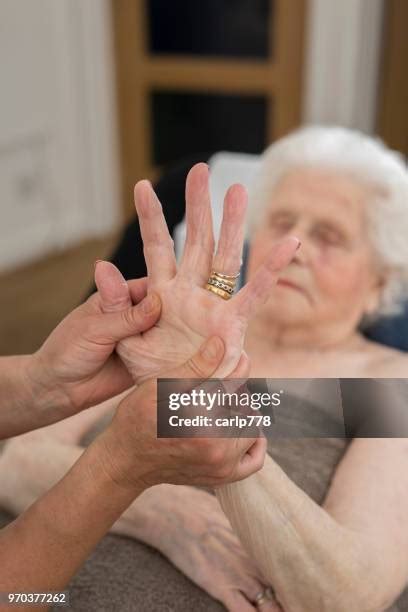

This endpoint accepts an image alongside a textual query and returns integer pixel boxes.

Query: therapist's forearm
[0,355,69,438]
[0,428,145,608]
[216,454,379,612]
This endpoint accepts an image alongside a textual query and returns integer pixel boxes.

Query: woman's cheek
[314,251,363,297]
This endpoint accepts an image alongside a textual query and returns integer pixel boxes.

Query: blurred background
[0,0,406,356]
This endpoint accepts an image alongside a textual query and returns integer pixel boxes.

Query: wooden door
[377,0,408,158]
[112,0,307,217]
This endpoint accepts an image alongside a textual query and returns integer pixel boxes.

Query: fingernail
[141,293,159,314]
[200,336,222,361]
[94,259,104,270]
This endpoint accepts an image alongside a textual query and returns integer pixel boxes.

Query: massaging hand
[112,485,280,612]
[95,163,300,384]
[99,334,266,490]
[27,277,161,415]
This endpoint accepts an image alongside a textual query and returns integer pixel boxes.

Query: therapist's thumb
[91,292,161,343]
[163,336,225,380]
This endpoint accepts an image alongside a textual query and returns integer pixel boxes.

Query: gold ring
[212,269,240,280]
[205,267,240,300]
[205,284,232,300]
[206,277,234,294]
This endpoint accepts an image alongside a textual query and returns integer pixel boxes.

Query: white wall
[0,0,121,271]
[303,0,384,132]
[0,0,385,272]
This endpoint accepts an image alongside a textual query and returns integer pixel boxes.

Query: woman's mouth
[276,278,312,303]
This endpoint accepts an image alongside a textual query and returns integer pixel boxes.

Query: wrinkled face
[247,168,384,331]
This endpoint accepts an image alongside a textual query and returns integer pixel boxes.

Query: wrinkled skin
[112,484,282,612]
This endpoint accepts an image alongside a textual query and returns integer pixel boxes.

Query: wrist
[94,424,149,496]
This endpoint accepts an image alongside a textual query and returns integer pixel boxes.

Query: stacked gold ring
[205,269,240,300]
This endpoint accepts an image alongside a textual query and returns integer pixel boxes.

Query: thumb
[89,292,161,344]
[162,336,225,381]
[94,260,132,312]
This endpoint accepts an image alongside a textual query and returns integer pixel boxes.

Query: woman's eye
[315,229,343,246]
[269,218,293,233]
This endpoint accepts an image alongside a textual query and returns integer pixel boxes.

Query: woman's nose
[289,231,311,265]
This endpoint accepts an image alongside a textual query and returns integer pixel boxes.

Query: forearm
[0,390,128,517]
[0,355,70,439]
[0,429,145,607]
[216,454,379,612]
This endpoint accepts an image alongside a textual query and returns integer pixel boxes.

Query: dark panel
[151,90,268,166]
[147,0,272,59]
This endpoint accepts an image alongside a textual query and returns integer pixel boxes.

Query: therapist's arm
[0,279,161,439]
[0,354,59,436]
[0,337,265,611]
[0,427,143,605]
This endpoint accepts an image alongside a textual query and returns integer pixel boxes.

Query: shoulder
[362,339,408,376]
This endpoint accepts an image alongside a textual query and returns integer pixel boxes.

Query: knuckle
[103,295,131,313]
[201,442,224,466]
[87,318,102,340]
[120,307,139,331]
[215,463,234,481]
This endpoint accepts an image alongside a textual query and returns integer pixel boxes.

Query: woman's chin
[263,291,312,323]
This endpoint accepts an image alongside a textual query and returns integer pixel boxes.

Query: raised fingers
[178,163,215,285]
[134,180,177,284]
[212,183,248,277]
[232,237,301,320]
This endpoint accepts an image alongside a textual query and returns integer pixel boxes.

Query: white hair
[247,125,408,319]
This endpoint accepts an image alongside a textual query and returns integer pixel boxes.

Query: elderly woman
[1,127,408,612]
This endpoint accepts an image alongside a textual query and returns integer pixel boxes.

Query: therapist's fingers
[212,183,247,278]
[95,261,155,311]
[94,260,161,339]
[238,436,267,475]
[87,292,162,344]
[95,261,133,312]
[225,350,251,379]
[232,237,301,321]
[179,163,215,285]
[161,336,225,382]
[134,180,177,284]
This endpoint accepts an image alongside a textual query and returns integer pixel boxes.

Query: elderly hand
[98,334,266,490]
[112,484,280,612]
[26,277,161,418]
[94,163,300,385]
